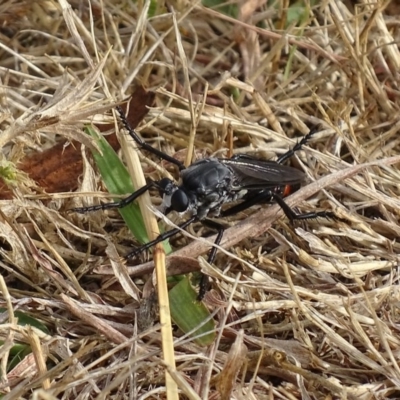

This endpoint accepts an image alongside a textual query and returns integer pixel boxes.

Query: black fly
[73,107,332,299]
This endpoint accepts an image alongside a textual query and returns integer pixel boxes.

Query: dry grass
[1,0,400,399]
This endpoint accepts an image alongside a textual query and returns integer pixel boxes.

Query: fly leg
[276,126,319,164]
[271,193,335,221]
[125,216,198,259]
[71,181,158,213]
[222,189,334,221]
[73,105,186,214]
[196,190,334,300]
[117,106,185,171]
[71,179,199,260]
[197,219,225,300]
[125,215,224,300]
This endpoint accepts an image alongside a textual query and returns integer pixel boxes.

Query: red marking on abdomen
[282,185,293,197]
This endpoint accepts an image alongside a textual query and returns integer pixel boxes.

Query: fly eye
[171,190,189,212]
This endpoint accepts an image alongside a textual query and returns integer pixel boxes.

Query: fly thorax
[178,158,237,219]
[193,190,227,219]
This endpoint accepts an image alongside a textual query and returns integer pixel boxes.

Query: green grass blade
[169,277,216,346]
[0,309,49,334]
[85,126,213,334]
[0,309,49,374]
[85,125,171,253]
[202,0,238,18]
[84,125,150,245]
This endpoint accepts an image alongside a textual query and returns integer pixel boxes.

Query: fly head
[158,177,190,214]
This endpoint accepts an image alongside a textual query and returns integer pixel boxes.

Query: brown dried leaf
[0,87,155,199]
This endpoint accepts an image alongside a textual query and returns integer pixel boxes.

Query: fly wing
[220,155,306,190]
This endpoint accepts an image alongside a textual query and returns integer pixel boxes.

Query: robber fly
[73,107,331,299]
